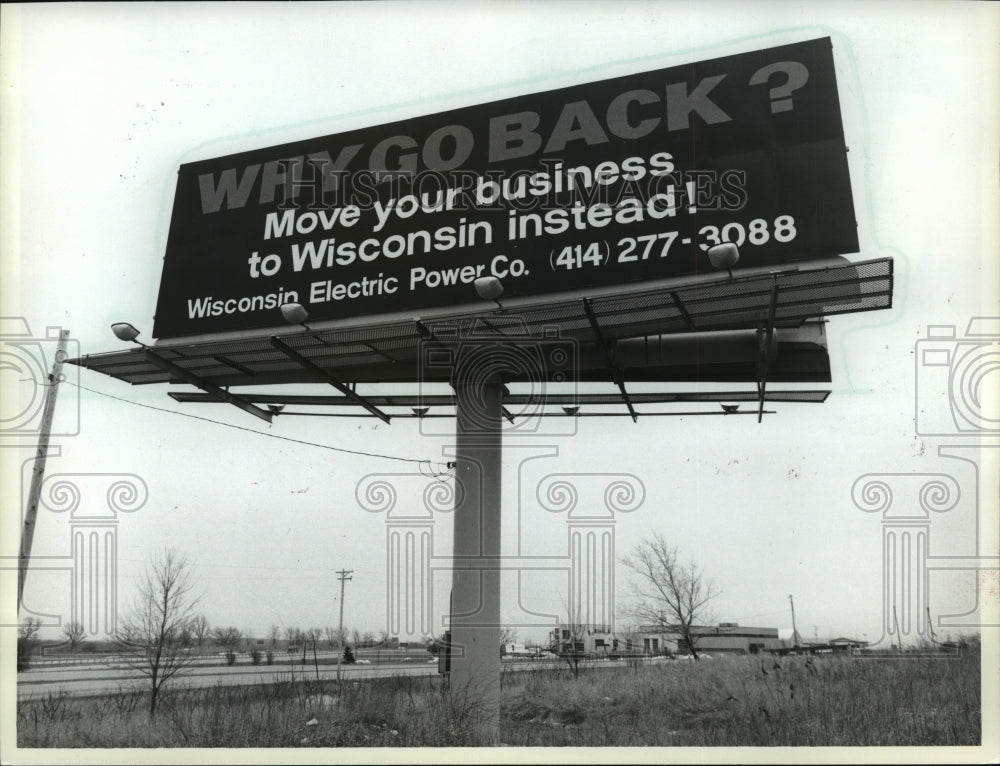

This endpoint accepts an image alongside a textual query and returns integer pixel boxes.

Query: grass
[501,650,981,746]
[17,649,981,748]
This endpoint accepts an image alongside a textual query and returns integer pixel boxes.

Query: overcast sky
[2,0,997,675]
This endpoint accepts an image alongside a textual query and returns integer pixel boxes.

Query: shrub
[250,650,262,665]
[17,638,32,672]
[343,645,356,664]
[225,650,236,666]
[265,651,274,665]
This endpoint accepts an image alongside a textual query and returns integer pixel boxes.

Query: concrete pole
[18,330,70,615]
[449,374,503,744]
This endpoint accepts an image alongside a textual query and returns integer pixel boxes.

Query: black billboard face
[153,38,857,339]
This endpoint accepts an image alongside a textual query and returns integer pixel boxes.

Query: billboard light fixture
[111,322,146,346]
[474,276,505,310]
[280,302,311,328]
[721,403,741,414]
[707,242,740,275]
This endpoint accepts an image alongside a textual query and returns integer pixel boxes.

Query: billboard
[153,37,857,339]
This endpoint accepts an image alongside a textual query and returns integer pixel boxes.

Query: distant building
[638,622,785,655]
[549,621,795,656]
[823,637,868,653]
[549,625,642,655]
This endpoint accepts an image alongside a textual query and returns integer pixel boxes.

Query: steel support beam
[583,298,638,422]
[269,336,391,423]
[757,277,780,422]
[142,349,273,423]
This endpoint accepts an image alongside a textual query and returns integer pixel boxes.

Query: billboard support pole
[449,374,503,744]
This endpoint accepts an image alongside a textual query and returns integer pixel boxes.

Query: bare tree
[550,603,587,676]
[18,617,43,670]
[614,624,641,656]
[500,627,518,654]
[621,531,719,660]
[187,614,211,647]
[268,624,282,648]
[116,550,200,717]
[212,626,242,649]
[62,620,86,651]
[326,625,348,649]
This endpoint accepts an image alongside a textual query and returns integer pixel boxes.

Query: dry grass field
[17,646,980,748]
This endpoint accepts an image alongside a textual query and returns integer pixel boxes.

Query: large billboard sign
[153,37,858,339]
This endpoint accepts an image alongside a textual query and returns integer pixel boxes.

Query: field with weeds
[17,649,980,748]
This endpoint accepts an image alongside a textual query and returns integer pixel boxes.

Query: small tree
[550,616,587,677]
[325,625,346,649]
[343,645,356,664]
[621,531,720,660]
[306,627,324,649]
[187,615,211,647]
[500,627,518,654]
[62,620,86,651]
[268,624,282,648]
[213,626,242,650]
[18,617,42,671]
[116,550,200,717]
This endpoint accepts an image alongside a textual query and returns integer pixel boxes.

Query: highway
[17,659,441,699]
[16,654,593,699]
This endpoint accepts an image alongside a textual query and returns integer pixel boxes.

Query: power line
[65,381,448,470]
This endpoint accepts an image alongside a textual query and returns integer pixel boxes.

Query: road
[17,655,606,699]
[17,660,442,699]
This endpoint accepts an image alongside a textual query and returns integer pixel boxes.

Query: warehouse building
[550,622,786,656]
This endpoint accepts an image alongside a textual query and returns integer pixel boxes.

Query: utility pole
[893,604,902,651]
[788,594,800,648]
[18,330,70,615]
[335,568,353,685]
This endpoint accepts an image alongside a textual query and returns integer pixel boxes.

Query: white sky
[2,0,998,669]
